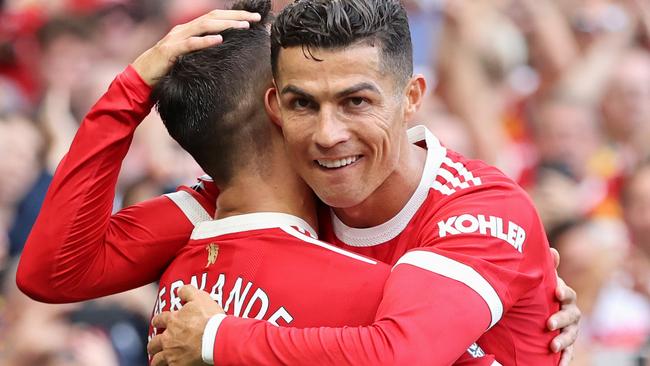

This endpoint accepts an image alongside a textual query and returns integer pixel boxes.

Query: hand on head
[132,10,262,86]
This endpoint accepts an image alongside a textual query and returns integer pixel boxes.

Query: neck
[215,137,318,232]
[333,138,427,228]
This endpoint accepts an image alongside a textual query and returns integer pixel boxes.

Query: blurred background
[0,0,649,365]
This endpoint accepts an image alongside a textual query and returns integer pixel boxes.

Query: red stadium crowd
[1,0,650,365]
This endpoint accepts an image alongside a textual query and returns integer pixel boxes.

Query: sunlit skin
[266,45,428,228]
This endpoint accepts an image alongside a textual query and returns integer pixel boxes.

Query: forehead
[275,45,389,91]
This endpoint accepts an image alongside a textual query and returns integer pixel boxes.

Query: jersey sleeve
[413,182,555,326]
[210,266,491,365]
[203,184,555,365]
[16,66,216,303]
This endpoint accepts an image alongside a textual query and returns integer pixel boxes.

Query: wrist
[131,49,160,86]
[202,314,227,365]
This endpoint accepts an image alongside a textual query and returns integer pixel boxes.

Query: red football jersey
[151,212,389,330]
[151,212,498,365]
[18,68,555,365]
[316,126,561,365]
[196,127,560,365]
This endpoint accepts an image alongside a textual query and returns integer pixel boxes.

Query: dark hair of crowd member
[152,0,273,187]
[546,219,587,250]
[37,16,96,50]
[270,0,413,86]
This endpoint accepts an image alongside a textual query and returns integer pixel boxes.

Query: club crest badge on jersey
[205,243,219,268]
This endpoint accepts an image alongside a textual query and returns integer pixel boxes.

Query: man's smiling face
[267,45,410,209]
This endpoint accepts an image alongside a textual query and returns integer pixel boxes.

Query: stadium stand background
[1,0,649,364]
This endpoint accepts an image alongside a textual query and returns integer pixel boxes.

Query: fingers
[548,301,581,331]
[179,35,224,55]
[147,334,164,356]
[174,18,252,40]
[132,7,260,85]
[178,285,200,303]
[548,278,581,335]
[206,9,262,22]
[550,247,560,269]
[554,276,566,300]
[152,311,172,329]
[150,351,168,366]
[162,8,263,56]
[558,345,574,366]
[551,324,579,352]
[173,9,262,40]
[554,275,578,305]
[557,279,577,305]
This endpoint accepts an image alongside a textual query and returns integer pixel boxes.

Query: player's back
[151,212,499,365]
[152,212,389,328]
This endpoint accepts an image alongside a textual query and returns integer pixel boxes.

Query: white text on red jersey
[437,214,526,253]
[153,272,294,325]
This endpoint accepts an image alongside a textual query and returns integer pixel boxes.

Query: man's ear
[403,75,427,123]
[265,83,282,128]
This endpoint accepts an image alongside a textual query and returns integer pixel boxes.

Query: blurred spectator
[526,94,620,229]
[0,113,48,265]
[92,2,166,64]
[0,259,118,366]
[567,0,632,51]
[601,48,650,169]
[531,95,600,182]
[550,218,648,366]
[0,2,202,365]
[163,0,224,24]
[36,15,97,171]
[2,0,650,365]
[1,256,154,365]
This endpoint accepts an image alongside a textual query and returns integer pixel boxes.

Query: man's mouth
[316,155,362,169]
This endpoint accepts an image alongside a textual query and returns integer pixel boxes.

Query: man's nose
[313,107,350,149]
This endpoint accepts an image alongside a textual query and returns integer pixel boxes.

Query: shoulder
[164,175,218,226]
[415,149,545,256]
[426,149,536,220]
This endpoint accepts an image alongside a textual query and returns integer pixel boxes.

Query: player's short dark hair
[152,0,273,187]
[270,0,413,86]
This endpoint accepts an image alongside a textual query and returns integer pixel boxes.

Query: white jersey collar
[191,212,318,240]
[330,125,447,247]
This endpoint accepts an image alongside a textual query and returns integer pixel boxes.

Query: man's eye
[347,97,367,107]
[292,98,312,109]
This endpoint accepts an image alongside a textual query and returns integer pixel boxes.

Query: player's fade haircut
[152,0,273,187]
[270,0,413,87]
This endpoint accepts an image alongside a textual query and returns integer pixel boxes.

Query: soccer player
[148,0,573,365]
[18,2,497,364]
[16,0,579,365]
[145,6,494,363]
